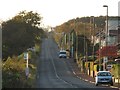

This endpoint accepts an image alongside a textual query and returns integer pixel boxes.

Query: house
[93,17,120,46]
[107,17,120,46]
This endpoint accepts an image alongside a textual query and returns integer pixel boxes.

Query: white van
[59,50,67,58]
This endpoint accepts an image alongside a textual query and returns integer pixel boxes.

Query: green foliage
[2,56,26,88]
[53,16,119,60]
[14,10,42,27]
[53,16,106,56]
[2,11,45,59]
[2,50,38,88]
[77,35,93,56]
[75,16,105,28]
[54,16,105,39]
[111,64,120,78]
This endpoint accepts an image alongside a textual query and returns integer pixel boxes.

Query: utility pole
[99,29,102,71]
[116,16,120,84]
[90,16,92,40]
[92,16,95,60]
[84,23,87,73]
[84,23,86,58]
[92,16,95,77]
[76,31,78,63]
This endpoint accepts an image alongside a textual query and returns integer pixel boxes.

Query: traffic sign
[103,57,108,63]
[24,52,28,60]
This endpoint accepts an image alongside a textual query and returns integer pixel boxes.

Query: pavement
[67,58,120,89]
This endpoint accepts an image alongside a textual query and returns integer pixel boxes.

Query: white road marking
[46,40,77,88]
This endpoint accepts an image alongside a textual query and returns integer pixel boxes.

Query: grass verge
[2,43,41,88]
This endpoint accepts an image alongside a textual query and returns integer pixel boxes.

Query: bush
[111,64,120,78]
[2,51,38,88]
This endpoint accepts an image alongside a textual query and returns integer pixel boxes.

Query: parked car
[27,47,35,52]
[95,71,113,86]
[59,50,67,58]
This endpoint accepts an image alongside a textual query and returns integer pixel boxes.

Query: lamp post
[103,5,108,71]
[103,5,108,45]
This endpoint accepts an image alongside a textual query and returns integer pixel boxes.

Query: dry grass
[2,50,38,88]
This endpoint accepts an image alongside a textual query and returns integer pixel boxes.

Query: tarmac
[67,58,120,89]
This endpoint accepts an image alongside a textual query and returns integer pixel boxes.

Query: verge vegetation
[2,10,46,88]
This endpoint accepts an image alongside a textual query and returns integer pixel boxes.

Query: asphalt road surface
[36,38,118,90]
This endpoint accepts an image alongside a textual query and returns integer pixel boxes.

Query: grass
[2,43,41,88]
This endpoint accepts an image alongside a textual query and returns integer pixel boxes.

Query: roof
[109,30,120,36]
[98,71,110,73]
[60,50,66,52]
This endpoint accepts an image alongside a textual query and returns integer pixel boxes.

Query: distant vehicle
[59,50,67,58]
[27,47,35,52]
[95,71,113,86]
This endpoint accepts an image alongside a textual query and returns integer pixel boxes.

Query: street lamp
[103,5,108,46]
[103,5,108,71]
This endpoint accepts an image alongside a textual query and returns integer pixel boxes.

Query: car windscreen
[97,72,111,76]
[59,52,66,54]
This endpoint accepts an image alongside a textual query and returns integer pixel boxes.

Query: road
[36,38,118,89]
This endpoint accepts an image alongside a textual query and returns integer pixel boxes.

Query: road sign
[107,64,113,70]
[103,57,108,63]
[24,52,28,60]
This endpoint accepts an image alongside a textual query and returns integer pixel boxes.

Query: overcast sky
[0,0,120,27]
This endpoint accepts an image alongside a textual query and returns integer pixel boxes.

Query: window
[98,72,111,76]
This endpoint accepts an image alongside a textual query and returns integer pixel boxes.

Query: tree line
[2,11,46,60]
[53,16,107,57]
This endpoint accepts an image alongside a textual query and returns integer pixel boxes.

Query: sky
[0,0,120,27]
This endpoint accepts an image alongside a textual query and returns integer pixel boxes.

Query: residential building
[107,17,120,46]
[94,17,120,47]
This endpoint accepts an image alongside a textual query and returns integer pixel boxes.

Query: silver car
[95,71,113,86]
[59,50,67,58]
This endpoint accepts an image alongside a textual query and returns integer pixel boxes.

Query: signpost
[103,57,108,71]
[24,52,29,78]
[25,67,29,78]
[103,57,108,63]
